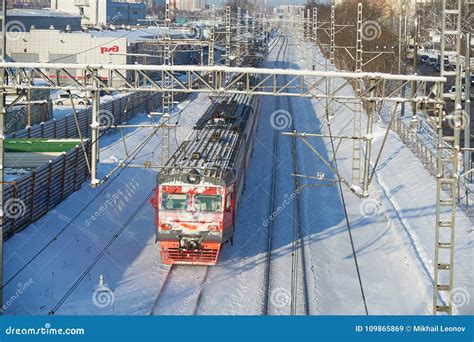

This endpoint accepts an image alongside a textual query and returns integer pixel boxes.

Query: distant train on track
[151,86,261,265]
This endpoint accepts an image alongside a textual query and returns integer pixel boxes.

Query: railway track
[287,72,310,316]
[262,34,309,316]
[48,188,155,315]
[150,265,210,315]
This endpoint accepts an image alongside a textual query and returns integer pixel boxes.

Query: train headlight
[187,169,201,184]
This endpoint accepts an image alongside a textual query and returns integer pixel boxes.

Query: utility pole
[328,5,335,117]
[245,10,250,57]
[225,6,231,67]
[236,7,241,64]
[161,0,173,165]
[0,0,6,316]
[464,33,471,183]
[208,7,215,85]
[399,0,408,117]
[410,13,419,130]
[433,0,462,316]
[91,73,100,187]
[352,2,363,187]
[312,7,317,70]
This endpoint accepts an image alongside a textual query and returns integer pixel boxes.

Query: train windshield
[194,195,223,212]
[161,193,189,210]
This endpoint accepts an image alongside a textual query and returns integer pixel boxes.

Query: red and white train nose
[160,241,221,265]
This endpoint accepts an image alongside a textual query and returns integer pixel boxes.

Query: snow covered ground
[293,37,473,314]
[3,93,212,315]
[3,31,473,316]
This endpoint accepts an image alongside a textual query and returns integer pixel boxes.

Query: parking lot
[408,55,473,153]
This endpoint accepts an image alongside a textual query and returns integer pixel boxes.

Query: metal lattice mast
[262,14,266,43]
[362,79,375,197]
[245,10,250,56]
[313,7,317,44]
[91,72,100,186]
[330,5,335,64]
[464,33,471,184]
[236,7,241,64]
[355,3,363,72]
[312,7,318,70]
[327,5,335,118]
[208,8,215,84]
[433,0,462,316]
[306,9,311,40]
[252,11,256,51]
[225,6,231,67]
[410,14,419,129]
[352,2,363,187]
[161,0,173,164]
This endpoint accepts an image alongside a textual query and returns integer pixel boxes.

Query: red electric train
[151,91,261,265]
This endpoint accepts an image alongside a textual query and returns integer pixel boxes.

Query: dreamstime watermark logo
[174,279,210,315]
[5,322,85,336]
[5,106,28,133]
[361,21,382,41]
[452,287,470,308]
[263,190,300,227]
[270,287,291,308]
[84,189,123,227]
[270,109,292,130]
[92,285,115,308]
[5,21,27,42]
[184,197,204,221]
[109,11,123,27]
[3,198,27,220]
[98,110,115,131]
[447,109,470,130]
[3,278,34,311]
[359,198,381,218]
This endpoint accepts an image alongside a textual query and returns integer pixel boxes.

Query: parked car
[434,62,453,72]
[54,93,90,106]
[447,85,467,102]
[419,55,429,64]
[428,57,437,66]
[463,75,474,87]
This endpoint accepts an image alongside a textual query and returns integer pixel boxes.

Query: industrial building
[51,0,147,26]
[6,8,82,32]
[6,28,128,83]
[6,25,216,84]
[172,0,206,12]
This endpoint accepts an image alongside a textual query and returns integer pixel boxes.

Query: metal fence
[8,93,161,139]
[392,118,474,218]
[3,92,164,239]
[392,119,438,176]
[2,143,92,239]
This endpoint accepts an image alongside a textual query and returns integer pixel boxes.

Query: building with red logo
[6,28,128,85]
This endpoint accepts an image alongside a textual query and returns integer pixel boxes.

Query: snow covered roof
[8,8,81,19]
[90,27,198,43]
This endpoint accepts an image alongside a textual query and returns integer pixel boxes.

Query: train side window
[225,193,232,211]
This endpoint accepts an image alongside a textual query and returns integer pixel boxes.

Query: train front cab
[151,181,236,265]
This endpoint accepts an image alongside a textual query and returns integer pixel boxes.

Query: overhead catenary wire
[1,108,182,290]
[325,97,369,316]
